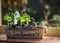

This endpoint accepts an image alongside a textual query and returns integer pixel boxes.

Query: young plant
[22,13,30,26]
[16,16,25,27]
[4,15,12,28]
[16,13,30,27]
[4,12,16,28]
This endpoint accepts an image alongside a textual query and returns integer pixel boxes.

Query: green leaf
[4,15,12,22]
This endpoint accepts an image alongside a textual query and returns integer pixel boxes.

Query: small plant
[16,16,26,26]
[40,21,46,27]
[4,15,12,28]
[16,13,30,27]
[22,13,30,26]
[4,12,16,28]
